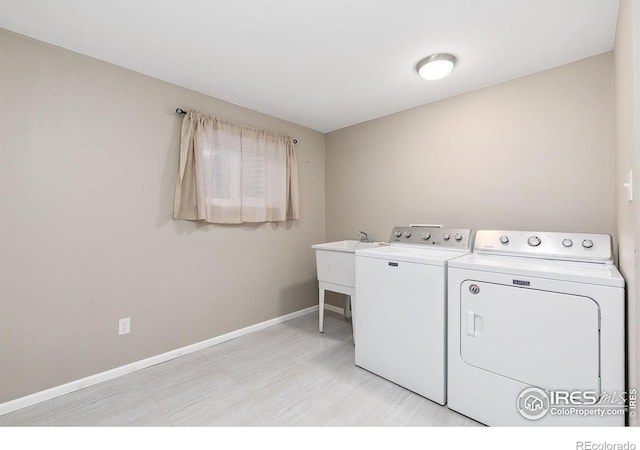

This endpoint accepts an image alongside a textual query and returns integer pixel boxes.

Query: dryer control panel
[473,230,613,264]
[389,226,472,250]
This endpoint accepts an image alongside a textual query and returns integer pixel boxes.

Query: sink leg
[319,287,325,333]
[343,294,350,319]
[350,294,356,344]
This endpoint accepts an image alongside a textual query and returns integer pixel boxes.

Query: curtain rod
[175,108,298,144]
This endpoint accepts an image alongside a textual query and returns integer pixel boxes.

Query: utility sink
[311,240,385,288]
[312,239,387,334]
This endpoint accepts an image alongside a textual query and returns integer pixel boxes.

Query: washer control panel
[474,230,613,263]
[389,226,472,250]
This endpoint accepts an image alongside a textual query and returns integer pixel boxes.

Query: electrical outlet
[118,317,130,335]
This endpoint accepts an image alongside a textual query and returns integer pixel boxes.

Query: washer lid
[355,245,470,265]
[448,253,624,287]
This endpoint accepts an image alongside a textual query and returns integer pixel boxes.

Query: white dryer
[355,226,472,405]
[447,230,625,426]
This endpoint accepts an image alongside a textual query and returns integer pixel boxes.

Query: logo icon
[517,387,550,420]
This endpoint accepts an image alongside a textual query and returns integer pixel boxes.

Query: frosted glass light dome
[416,54,457,80]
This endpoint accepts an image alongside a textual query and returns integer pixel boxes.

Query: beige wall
[326,53,615,242]
[614,0,638,425]
[0,29,325,403]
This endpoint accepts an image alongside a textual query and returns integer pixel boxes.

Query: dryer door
[460,280,600,392]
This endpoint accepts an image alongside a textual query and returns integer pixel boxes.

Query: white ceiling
[0,0,619,133]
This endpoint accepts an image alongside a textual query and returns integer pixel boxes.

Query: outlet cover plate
[119,317,130,335]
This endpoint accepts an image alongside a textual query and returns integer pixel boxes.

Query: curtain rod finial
[176,108,187,116]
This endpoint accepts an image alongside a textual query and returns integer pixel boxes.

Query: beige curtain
[173,110,299,224]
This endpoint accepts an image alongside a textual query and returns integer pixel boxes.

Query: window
[174,111,299,224]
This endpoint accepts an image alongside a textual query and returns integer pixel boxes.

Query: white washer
[447,230,625,426]
[355,226,472,405]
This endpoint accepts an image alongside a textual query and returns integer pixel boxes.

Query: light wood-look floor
[0,311,480,426]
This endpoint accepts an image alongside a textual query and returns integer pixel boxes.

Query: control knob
[582,239,594,249]
[454,233,463,241]
[442,233,451,241]
[394,230,402,238]
[499,235,509,244]
[420,232,431,240]
[527,236,541,247]
[403,231,412,238]
[562,239,573,248]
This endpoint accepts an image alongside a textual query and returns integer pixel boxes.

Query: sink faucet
[357,231,372,243]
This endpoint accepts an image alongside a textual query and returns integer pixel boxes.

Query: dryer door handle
[466,310,476,336]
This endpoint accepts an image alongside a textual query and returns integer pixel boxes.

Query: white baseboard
[324,303,345,315]
[0,305,318,416]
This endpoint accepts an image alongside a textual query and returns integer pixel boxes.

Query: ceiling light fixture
[416,53,457,80]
